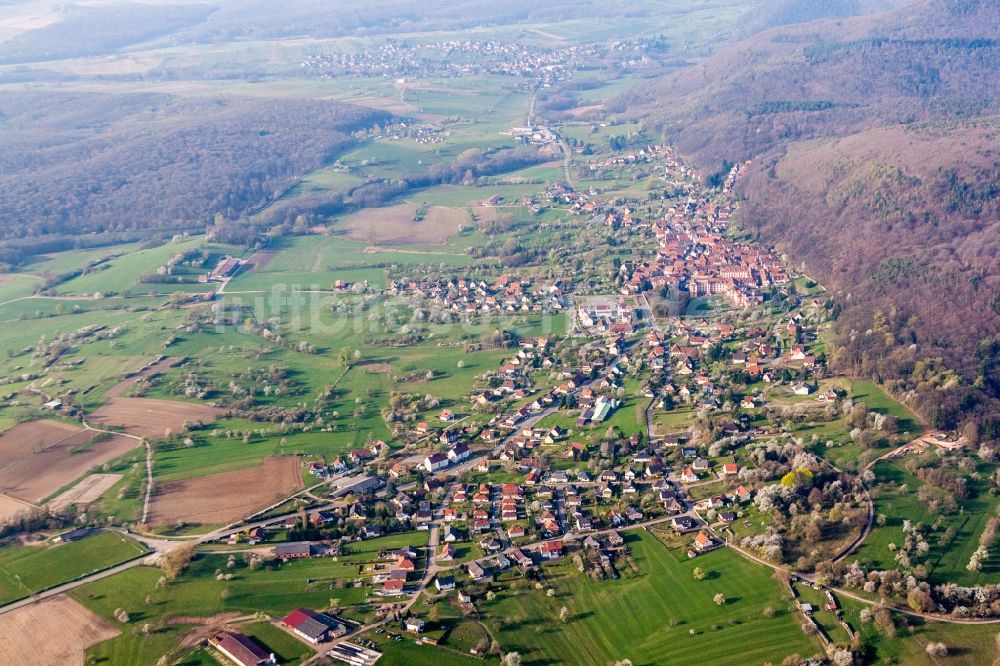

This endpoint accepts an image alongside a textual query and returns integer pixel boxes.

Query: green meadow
[0,531,148,604]
[852,458,1000,586]
[73,531,429,664]
[475,531,820,665]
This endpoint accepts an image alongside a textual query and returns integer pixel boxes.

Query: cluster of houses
[566,155,786,309]
[466,537,564,583]
[387,274,565,315]
[299,38,602,88]
[634,215,788,307]
[586,143,675,172]
[422,440,471,472]
[376,545,421,596]
[502,125,558,147]
[574,295,637,333]
[304,440,390,479]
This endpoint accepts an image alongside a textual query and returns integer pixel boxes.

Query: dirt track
[148,456,302,526]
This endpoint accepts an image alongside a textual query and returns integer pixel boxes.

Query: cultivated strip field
[0,594,119,665]
[0,419,81,461]
[0,420,138,503]
[104,356,178,398]
[244,249,279,271]
[0,493,36,523]
[342,204,469,244]
[147,456,302,526]
[88,398,221,439]
[48,473,123,510]
[0,432,136,504]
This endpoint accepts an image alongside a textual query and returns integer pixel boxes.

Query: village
[298,38,655,90]
[148,148,863,666]
[0,71,981,666]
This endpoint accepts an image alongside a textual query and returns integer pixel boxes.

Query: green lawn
[653,406,697,434]
[72,531,430,664]
[0,531,148,604]
[241,621,314,665]
[368,635,483,666]
[850,380,924,437]
[478,532,820,665]
[55,237,223,296]
[852,459,1000,585]
[840,595,1000,665]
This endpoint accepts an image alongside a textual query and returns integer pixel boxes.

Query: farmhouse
[208,256,243,281]
[56,528,95,543]
[671,516,696,532]
[381,579,406,595]
[679,468,698,483]
[467,561,490,581]
[281,608,347,644]
[275,542,312,560]
[209,632,275,666]
[693,531,719,553]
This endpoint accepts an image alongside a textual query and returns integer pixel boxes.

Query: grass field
[837,595,1000,664]
[55,237,225,296]
[478,532,820,665]
[852,458,1000,586]
[850,380,924,437]
[240,621,313,665]
[0,531,147,604]
[369,634,483,666]
[0,273,44,303]
[226,234,475,292]
[72,530,427,664]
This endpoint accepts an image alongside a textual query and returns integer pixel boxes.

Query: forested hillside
[735,0,910,38]
[740,123,1000,431]
[620,0,1000,437]
[621,0,1000,168]
[0,91,389,266]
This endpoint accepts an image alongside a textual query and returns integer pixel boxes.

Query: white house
[424,453,449,472]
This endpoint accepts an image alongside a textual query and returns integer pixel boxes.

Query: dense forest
[620,0,1000,436]
[0,91,389,267]
[735,0,910,38]
[740,124,1000,436]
